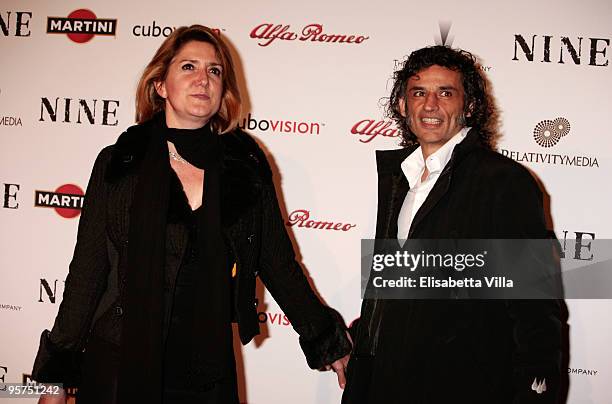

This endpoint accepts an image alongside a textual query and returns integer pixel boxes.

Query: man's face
[399,65,469,153]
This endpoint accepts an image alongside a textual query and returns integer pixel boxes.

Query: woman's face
[155,40,223,129]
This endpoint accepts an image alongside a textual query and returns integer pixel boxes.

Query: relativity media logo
[0,115,22,126]
[47,9,116,43]
[533,117,570,148]
[0,88,23,127]
[500,118,599,168]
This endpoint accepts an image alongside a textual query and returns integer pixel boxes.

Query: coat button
[122,155,133,163]
[247,234,255,243]
[115,306,123,316]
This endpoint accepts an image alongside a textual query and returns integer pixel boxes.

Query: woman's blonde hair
[135,25,241,133]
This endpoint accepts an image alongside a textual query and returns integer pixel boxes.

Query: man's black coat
[343,129,563,404]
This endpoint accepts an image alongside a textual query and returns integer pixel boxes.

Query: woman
[33,25,351,404]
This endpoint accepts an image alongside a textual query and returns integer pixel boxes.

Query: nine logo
[0,11,32,37]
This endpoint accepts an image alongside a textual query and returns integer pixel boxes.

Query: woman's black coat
[32,119,350,385]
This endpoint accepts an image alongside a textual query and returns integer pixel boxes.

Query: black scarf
[118,114,231,403]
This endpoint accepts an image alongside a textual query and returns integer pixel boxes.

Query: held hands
[324,331,352,389]
[325,354,350,389]
[38,388,67,404]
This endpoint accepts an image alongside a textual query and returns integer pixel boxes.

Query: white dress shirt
[397,127,470,242]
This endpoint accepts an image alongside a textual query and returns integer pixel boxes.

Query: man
[342,46,563,404]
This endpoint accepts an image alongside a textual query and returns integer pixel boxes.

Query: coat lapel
[375,148,413,239]
[219,131,268,229]
[407,165,452,238]
[408,129,480,238]
[376,129,482,239]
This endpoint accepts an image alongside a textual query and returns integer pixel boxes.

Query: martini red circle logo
[47,9,117,43]
[67,9,96,43]
[35,184,85,218]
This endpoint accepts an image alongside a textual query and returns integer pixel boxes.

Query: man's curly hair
[387,45,495,149]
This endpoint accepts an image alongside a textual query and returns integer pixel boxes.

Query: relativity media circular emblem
[553,117,570,137]
[35,184,84,218]
[47,9,117,43]
[533,117,571,147]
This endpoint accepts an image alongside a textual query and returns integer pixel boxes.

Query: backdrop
[1,0,611,403]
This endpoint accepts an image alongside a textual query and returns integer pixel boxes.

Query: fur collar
[106,119,271,228]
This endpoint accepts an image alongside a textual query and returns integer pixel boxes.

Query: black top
[163,170,201,390]
[163,170,235,396]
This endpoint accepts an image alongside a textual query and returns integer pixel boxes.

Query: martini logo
[47,9,116,43]
[35,184,84,218]
[533,117,571,147]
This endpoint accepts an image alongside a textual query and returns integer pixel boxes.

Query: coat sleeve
[255,159,351,369]
[31,146,113,386]
[494,165,563,404]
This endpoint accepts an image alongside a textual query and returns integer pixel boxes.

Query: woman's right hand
[38,389,67,404]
